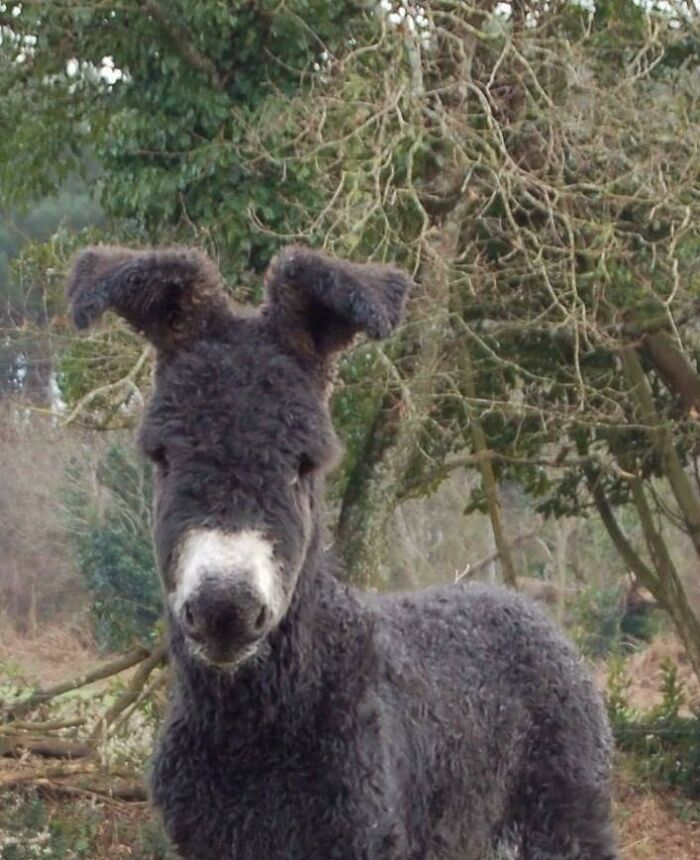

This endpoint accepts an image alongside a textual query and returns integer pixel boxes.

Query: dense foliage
[64,443,160,649]
[572,584,664,659]
[1,0,699,666]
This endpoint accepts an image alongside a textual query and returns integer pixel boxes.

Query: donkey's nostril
[182,599,204,641]
[254,605,270,632]
[184,600,195,627]
[180,578,272,658]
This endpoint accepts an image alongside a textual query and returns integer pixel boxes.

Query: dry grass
[622,635,700,714]
[0,615,97,686]
[0,761,698,859]
[616,766,700,859]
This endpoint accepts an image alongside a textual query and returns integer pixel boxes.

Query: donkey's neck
[168,523,371,730]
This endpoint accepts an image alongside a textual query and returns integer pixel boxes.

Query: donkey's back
[370,581,616,859]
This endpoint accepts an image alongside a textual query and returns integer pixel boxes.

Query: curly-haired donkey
[67,244,618,860]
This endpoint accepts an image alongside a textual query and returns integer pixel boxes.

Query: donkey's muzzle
[180,576,271,663]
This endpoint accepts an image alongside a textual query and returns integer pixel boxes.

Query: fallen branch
[0,763,147,802]
[3,646,151,720]
[0,735,92,759]
[0,761,100,789]
[455,529,538,582]
[28,776,147,804]
[0,718,86,735]
[110,664,169,738]
[91,642,167,741]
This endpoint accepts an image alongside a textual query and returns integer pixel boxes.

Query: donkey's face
[139,330,339,665]
[67,245,409,667]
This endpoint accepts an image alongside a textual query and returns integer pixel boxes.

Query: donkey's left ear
[263,245,411,359]
[66,245,230,351]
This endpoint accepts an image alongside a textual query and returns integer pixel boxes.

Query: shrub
[64,443,160,650]
[571,584,663,658]
[608,658,700,798]
[571,585,623,658]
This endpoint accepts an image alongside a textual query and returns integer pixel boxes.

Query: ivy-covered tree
[283,0,700,670]
[0,0,383,404]
[3,0,700,674]
[0,1,370,277]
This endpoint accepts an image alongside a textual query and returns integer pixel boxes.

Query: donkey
[67,244,618,860]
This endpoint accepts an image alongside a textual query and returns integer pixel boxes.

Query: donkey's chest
[152,716,397,860]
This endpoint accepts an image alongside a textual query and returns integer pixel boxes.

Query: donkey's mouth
[187,636,264,671]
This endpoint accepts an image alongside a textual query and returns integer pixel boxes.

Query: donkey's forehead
[158,321,309,396]
[141,324,335,452]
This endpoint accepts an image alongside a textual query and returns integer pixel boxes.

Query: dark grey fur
[67,244,618,860]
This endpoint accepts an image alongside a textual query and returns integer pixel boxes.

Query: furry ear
[66,245,230,349]
[263,245,411,359]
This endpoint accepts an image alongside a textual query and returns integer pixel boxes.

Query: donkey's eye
[290,454,315,486]
[149,446,170,474]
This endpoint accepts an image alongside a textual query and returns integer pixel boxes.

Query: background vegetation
[1,0,699,857]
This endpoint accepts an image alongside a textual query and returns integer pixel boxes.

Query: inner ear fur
[263,245,412,359]
[67,245,231,349]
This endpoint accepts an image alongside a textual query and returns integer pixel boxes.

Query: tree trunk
[335,199,468,585]
[552,520,575,625]
[629,475,700,678]
[644,330,700,416]
[335,390,421,587]
[461,343,517,588]
[620,346,700,560]
[588,467,700,679]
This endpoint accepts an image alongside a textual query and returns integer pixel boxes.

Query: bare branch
[4,646,151,720]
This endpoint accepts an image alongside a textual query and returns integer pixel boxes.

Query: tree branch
[401,451,635,501]
[63,346,150,427]
[142,0,224,90]
[4,646,151,720]
[620,345,700,560]
[644,330,700,417]
[461,344,518,588]
[90,642,167,741]
[585,468,659,598]
[455,528,537,582]
[0,736,92,759]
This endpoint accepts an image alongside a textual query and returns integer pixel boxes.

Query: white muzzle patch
[173,528,283,620]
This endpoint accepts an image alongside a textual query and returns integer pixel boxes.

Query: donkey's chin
[187,637,269,672]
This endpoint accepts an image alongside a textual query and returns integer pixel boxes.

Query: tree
[0,1,369,275]
[231,0,700,669]
[3,0,700,672]
[0,0,383,405]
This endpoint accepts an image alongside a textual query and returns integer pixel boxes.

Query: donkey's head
[67,245,410,667]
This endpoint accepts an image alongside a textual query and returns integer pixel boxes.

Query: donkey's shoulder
[369,580,575,683]
[372,579,543,630]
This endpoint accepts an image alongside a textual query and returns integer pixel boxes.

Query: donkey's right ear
[66,245,230,350]
[263,245,411,361]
